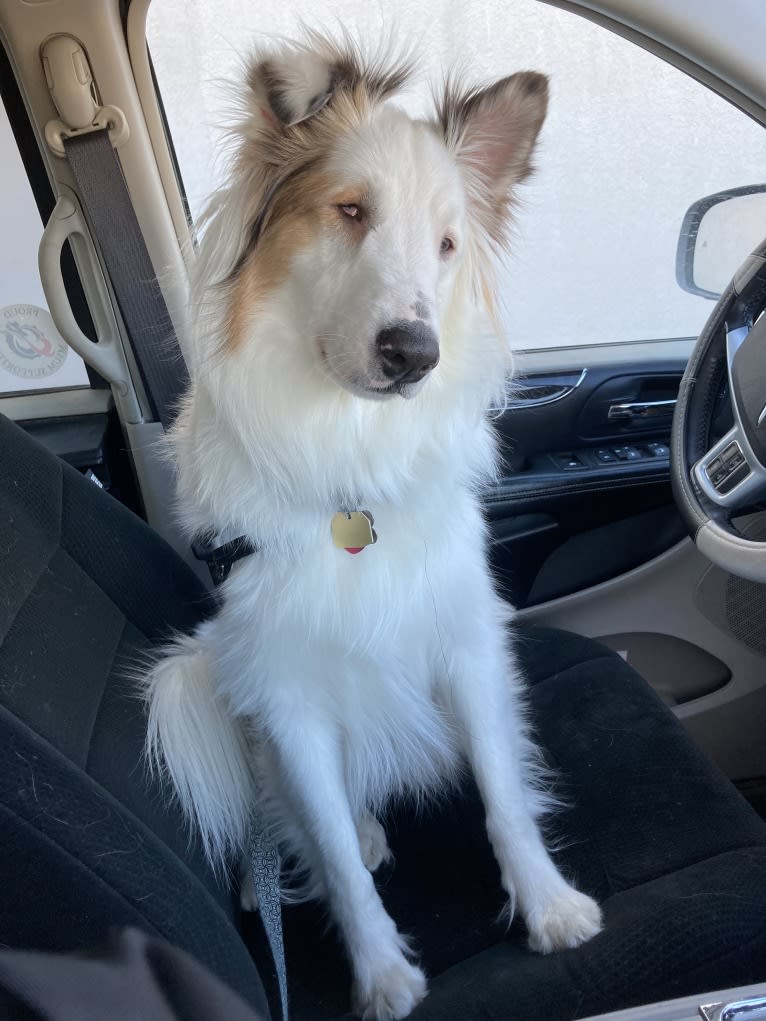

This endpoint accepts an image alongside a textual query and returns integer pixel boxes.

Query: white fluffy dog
[145,33,601,1021]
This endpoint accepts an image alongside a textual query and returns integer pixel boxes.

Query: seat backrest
[0,414,267,1014]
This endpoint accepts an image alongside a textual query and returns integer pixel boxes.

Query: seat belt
[63,129,188,430]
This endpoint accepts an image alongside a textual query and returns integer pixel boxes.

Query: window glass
[147,0,766,351]
[0,98,90,395]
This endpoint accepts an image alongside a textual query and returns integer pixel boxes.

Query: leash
[250,813,289,1021]
[189,477,379,1021]
[191,532,259,585]
[192,534,286,1018]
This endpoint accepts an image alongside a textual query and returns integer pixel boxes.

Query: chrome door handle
[490,368,587,413]
[700,995,766,1020]
[607,398,677,422]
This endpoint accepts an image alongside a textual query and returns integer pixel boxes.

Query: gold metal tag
[331,511,377,554]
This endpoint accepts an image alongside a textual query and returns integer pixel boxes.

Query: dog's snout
[376,322,440,384]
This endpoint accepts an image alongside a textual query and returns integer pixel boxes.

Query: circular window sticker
[0,305,68,380]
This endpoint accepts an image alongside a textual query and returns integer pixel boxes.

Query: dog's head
[202,34,547,402]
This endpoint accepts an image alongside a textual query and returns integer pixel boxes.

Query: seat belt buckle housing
[41,34,129,156]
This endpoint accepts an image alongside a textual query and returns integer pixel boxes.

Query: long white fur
[144,34,601,1021]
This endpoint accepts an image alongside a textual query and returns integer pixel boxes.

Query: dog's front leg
[445,625,602,954]
[270,719,425,1021]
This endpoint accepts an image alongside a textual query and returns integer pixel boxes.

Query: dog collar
[193,509,377,583]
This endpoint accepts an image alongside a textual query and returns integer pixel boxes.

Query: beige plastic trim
[39,195,142,422]
[41,33,130,155]
[539,0,766,124]
[126,0,194,263]
[579,982,766,1021]
[123,419,208,582]
[697,519,766,585]
[580,983,766,1021]
[0,0,200,565]
[518,538,766,779]
[0,0,191,359]
[0,388,112,420]
[514,337,696,376]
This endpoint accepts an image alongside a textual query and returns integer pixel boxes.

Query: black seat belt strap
[63,129,188,430]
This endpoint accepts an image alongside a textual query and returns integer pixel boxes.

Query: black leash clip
[191,532,258,585]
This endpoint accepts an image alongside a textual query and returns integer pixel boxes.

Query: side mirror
[676,184,766,300]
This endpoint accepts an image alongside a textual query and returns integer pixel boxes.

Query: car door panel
[487,352,690,607]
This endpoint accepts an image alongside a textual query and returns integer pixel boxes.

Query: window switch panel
[613,445,642,461]
[552,452,585,470]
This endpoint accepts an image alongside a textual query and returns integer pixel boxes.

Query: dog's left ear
[248,36,412,131]
[439,72,548,237]
[249,47,342,129]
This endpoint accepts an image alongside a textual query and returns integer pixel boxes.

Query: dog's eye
[339,204,361,220]
[440,236,455,256]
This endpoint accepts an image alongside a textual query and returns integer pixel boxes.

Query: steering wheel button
[706,457,722,478]
[717,461,752,494]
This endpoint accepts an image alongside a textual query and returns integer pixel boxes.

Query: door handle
[607,398,677,422]
[490,368,587,413]
[700,995,766,1020]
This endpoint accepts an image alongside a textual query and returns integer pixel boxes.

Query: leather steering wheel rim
[670,235,766,583]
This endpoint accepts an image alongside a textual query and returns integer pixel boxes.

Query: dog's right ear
[439,72,549,244]
[248,46,343,129]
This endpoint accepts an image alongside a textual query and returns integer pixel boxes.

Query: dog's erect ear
[248,47,342,128]
[248,37,412,130]
[439,72,548,240]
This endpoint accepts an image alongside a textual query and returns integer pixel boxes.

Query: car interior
[1,1,766,1019]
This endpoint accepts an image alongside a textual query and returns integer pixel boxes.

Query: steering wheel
[671,236,766,583]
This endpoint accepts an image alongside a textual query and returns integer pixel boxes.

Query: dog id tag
[331,511,377,554]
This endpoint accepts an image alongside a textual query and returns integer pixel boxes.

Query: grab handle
[38,195,141,421]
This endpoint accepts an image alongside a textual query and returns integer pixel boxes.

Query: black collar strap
[191,532,259,585]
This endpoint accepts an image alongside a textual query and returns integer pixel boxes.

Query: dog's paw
[239,869,259,913]
[356,814,393,873]
[526,888,602,954]
[352,957,427,1021]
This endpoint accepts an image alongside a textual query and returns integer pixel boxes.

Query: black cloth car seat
[1,412,766,1021]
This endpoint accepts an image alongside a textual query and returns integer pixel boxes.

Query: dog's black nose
[376,322,440,383]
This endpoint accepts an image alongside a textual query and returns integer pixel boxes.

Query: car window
[147,0,766,352]
[0,97,90,395]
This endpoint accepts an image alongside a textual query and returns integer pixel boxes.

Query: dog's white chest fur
[210,479,489,810]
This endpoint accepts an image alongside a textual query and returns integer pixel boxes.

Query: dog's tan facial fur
[220,36,548,395]
[225,164,381,353]
[223,42,408,353]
